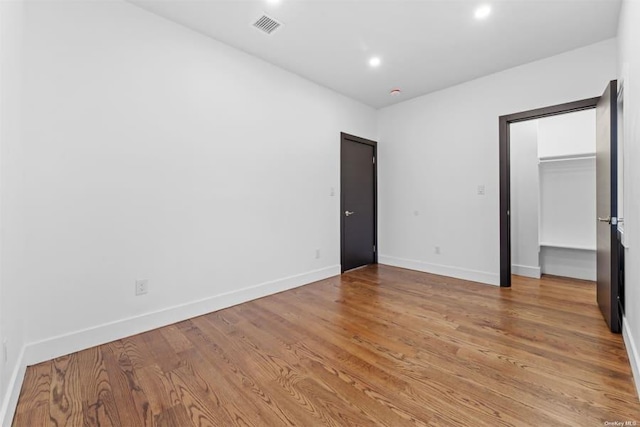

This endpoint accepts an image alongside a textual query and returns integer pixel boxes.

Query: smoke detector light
[390,89,402,96]
[474,4,492,20]
[369,56,381,68]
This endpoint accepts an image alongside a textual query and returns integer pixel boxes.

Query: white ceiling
[128,0,621,109]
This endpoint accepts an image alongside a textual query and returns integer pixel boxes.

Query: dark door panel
[596,80,620,333]
[341,134,377,272]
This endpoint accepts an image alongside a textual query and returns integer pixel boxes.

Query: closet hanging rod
[538,153,596,163]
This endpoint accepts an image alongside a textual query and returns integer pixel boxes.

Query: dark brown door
[596,80,620,333]
[341,133,377,272]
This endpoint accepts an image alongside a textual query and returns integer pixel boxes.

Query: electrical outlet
[434,246,441,255]
[135,279,148,296]
[477,184,485,196]
[330,187,335,197]
[3,339,7,364]
[315,249,321,259]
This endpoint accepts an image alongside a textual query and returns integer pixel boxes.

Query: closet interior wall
[511,109,597,281]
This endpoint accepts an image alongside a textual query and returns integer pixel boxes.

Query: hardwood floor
[13,265,640,426]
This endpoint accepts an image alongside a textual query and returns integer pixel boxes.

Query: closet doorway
[499,80,623,333]
[510,109,597,281]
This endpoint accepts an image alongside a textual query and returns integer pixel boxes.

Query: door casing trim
[499,97,599,287]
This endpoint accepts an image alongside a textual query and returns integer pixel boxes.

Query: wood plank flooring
[13,265,640,426]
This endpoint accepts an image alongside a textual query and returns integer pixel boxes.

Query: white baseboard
[622,315,640,399]
[378,255,499,286]
[0,345,26,427]
[24,265,340,366]
[512,264,541,279]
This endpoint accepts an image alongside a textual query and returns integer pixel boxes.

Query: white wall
[377,38,617,285]
[537,109,596,158]
[510,120,540,278]
[539,159,596,249]
[0,0,27,422]
[538,156,597,281]
[618,0,640,398]
[0,1,376,419]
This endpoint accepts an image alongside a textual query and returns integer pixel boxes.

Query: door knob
[345,211,355,217]
[598,216,611,224]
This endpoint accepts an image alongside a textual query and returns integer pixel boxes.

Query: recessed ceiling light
[266,0,281,4]
[369,56,381,68]
[390,89,402,96]
[474,4,492,20]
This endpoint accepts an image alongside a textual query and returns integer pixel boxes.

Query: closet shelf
[538,153,595,163]
[539,242,596,251]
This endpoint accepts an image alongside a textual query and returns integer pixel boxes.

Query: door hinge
[373,245,376,252]
[373,157,375,164]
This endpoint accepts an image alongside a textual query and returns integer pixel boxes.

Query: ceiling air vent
[253,14,282,35]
